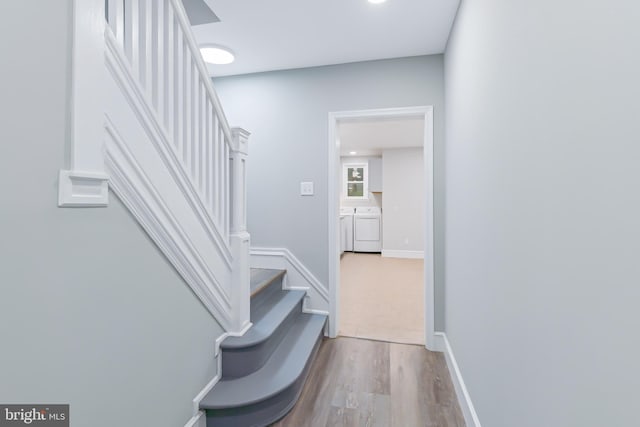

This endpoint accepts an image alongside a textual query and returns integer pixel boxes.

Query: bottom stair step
[201,313,326,427]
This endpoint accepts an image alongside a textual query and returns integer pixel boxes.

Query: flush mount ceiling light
[200,45,235,65]
[368,0,387,4]
[350,151,358,155]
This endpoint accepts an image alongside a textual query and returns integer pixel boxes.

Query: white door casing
[327,106,436,350]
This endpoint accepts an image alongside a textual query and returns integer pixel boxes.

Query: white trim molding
[183,411,205,427]
[185,369,221,427]
[436,332,482,427]
[69,0,107,172]
[60,0,109,207]
[213,320,253,357]
[328,106,436,349]
[58,170,109,207]
[192,373,220,417]
[103,116,237,330]
[250,247,329,314]
[381,250,424,259]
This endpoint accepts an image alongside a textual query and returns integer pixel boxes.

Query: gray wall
[214,56,446,330]
[382,148,424,253]
[0,2,223,426]
[445,0,640,425]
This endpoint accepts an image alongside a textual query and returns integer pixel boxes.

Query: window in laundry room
[343,163,368,199]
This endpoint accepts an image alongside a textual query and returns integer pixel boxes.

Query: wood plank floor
[271,337,465,427]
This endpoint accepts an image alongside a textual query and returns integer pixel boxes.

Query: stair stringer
[102,54,239,331]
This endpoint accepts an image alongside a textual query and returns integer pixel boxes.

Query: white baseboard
[250,247,329,313]
[214,333,228,358]
[431,330,446,352]
[185,371,217,426]
[184,411,206,427]
[213,320,253,357]
[435,332,482,427]
[191,371,220,417]
[185,368,219,426]
[302,307,330,316]
[381,249,424,259]
[189,348,222,426]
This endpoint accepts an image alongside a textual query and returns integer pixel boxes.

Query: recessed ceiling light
[350,151,357,155]
[200,45,235,65]
[368,0,387,4]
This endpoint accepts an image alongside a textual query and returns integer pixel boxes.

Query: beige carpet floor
[339,252,425,345]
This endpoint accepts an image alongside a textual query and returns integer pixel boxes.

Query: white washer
[340,207,354,252]
[354,207,382,253]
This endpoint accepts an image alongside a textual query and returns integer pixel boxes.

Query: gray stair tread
[223,289,306,349]
[250,268,285,295]
[201,313,326,409]
[251,285,296,320]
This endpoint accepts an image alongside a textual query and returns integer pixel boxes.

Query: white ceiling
[190,0,460,77]
[338,117,424,156]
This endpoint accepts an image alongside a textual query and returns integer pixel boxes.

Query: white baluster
[139,0,152,93]
[218,124,225,223]
[212,114,220,222]
[152,0,164,113]
[115,0,125,50]
[193,75,201,184]
[124,0,139,78]
[200,81,207,192]
[183,46,191,169]
[190,65,198,180]
[196,74,203,187]
[173,18,182,152]
[224,141,232,238]
[204,100,212,207]
[106,0,124,43]
[163,1,173,132]
[105,0,113,33]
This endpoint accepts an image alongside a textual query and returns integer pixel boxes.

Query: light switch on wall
[300,182,314,196]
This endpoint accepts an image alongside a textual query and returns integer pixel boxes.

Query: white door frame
[327,106,436,350]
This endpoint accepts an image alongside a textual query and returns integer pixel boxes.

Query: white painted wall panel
[382,148,425,253]
[445,0,640,425]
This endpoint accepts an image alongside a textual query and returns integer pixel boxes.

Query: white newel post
[229,127,251,333]
[59,0,109,207]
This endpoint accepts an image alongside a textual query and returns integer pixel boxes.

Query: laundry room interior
[338,114,426,345]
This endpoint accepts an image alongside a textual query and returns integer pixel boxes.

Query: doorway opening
[327,106,436,350]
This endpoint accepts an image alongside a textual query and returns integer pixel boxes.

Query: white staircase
[59,0,251,334]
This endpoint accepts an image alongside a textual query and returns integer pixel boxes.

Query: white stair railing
[107,0,235,244]
[60,0,250,334]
